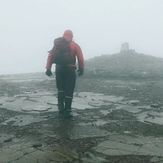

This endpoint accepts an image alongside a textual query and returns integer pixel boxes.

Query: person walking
[45,30,84,118]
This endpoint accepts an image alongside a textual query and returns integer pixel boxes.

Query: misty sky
[0,0,163,75]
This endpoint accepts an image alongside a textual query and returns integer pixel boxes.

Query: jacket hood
[62,30,73,41]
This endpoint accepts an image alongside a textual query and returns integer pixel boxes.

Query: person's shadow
[55,118,74,140]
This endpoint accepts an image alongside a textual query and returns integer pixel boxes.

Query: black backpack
[51,37,72,65]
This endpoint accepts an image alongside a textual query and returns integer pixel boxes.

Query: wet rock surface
[1,73,163,163]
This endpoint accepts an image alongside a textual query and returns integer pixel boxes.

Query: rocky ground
[1,72,163,163]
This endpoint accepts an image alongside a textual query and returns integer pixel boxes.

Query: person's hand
[45,69,52,77]
[77,69,83,76]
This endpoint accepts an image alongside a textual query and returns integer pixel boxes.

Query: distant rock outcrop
[84,51,163,79]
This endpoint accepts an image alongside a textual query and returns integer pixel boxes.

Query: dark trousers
[56,66,76,112]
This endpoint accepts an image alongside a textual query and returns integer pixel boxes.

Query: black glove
[77,69,83,76]
[45,69,52,76]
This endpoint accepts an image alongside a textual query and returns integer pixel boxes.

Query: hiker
[45,30,84,118]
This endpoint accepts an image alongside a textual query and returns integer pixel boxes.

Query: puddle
[41,122,109,140]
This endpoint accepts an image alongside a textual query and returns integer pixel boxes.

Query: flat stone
[121,106,141,113]
[22,147,37,155]
[4,137,12,142]
[21,97,28,101]
[123,131,132,134]
[137,105,152,110]
[69,125,108,139]
[2,115,44,126]
[136,111,149,123]
[47,101,57,105]
[6,98,15,102]
[27,150,50,163]
[88,101,105,107]
[94,135,163,156]
[82,156,107,163]
[138,143,163,156]
[72,99,95,110]
[99,95,123,103]
[0,142,78,163]
[100,110,111,115]
[150,156,163,163]
[77,92,103,98]
[98,141,139,155]
[148,112,163,118]
[72,94,123,110]
[129,100,139,105]
[41,148,78,162]
[3,98,58,113]
[45,151,69,162]
[103,148,132,155]
[145,117,163,125]
[0,133,14,143]
[150,103,159,108]
[93,120,108,126]
[2,99,34,112]
[10,155,38,163]
[0,148,23,163]
[21,105,52,112]
[77,92,123,103]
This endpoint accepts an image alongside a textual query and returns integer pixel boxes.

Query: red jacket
[45,30,84,70]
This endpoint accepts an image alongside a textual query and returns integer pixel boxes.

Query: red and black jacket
[45,30,84,70]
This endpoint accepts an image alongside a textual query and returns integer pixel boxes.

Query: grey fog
[0,0,163,75]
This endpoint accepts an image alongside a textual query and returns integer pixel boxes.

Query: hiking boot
[58,111,64,119]
[63,111,73,119]
[58,102,64,113]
